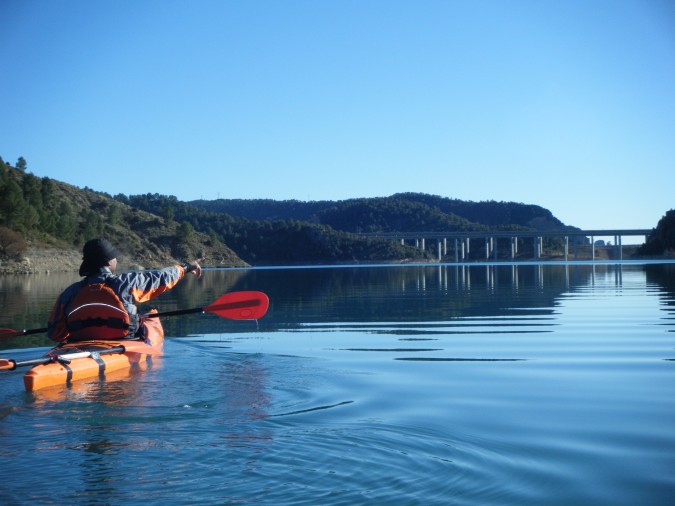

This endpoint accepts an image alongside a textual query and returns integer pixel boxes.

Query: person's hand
[185,257,205,278]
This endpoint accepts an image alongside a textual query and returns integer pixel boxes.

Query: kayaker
[47,238,204,343]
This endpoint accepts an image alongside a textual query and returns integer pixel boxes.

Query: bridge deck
[358,229,651,240]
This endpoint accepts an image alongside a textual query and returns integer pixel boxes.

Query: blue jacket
[48,265,187,342]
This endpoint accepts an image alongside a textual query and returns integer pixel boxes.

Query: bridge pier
[366,229,650,263]
[615,235,623,260]
[484,237,496,260]
[534,237,542,260]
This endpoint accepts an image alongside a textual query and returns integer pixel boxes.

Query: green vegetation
[122,193,429,265]
[0,160,66,250]
[0,157,244,269]
[184,192,575,261]
[190,192,568,232]
[124,190,577,264]
[637,210,675,256]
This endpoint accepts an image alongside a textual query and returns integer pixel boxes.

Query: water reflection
[1,263,671,347]
[241,264,581,331]
[645,263,675,300]
[645,264,675,362]
[2,345,277,503]
[2,263,675,504]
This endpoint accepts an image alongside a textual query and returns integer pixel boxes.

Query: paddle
[0,290,270,340]
[145,290,269,321]
[0,346,128,371]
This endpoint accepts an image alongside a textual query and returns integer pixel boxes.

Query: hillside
[637,210,675,257]
[190,193,573,233]
[0,163,247,273]
[122,194,432,265]
[6,155,630,271]
[126,192,577,266]
[0,159,432,271]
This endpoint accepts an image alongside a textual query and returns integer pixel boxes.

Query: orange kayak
[23,313,164,392]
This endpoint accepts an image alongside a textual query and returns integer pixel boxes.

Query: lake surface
[0,262,674,505]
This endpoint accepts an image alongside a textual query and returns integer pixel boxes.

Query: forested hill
[125,192,574,267]
[189,193,572,233]
[0,158,432,269]
[1,154,587,271]
[0,160,246,272]
[120,193,434,265]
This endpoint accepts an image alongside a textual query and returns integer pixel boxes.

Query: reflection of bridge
[358,229,652,262]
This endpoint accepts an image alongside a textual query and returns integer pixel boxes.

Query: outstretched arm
[120,258,205,303]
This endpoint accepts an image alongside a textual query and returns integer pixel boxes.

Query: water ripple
[268,400,354,418]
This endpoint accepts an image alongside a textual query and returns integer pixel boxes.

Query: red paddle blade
[0,328,22,340]
[204,291,269,320]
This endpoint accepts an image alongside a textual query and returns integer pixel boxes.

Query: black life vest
[66,280,131,341]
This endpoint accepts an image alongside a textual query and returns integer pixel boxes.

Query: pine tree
[16,157,27,172]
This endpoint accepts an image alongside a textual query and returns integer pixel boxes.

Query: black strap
[68,317,130,331]
[63,362,73,385]
[90,351,106,378]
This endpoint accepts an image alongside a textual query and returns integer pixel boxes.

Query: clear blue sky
[1,0,673,231]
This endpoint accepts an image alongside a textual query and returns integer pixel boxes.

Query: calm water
[0,262,674,505]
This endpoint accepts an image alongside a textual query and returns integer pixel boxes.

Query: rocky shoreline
[0,247,184,275]
[0,247,83,274]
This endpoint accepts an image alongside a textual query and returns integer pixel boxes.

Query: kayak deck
[23,314,164,392]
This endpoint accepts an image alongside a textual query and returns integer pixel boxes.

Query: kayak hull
[23,313,164,392]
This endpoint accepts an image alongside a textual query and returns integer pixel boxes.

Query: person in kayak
[47,238,204,343]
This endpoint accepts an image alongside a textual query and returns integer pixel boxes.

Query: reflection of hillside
[0,264,652,345]
[184,264,614,333]
[0,272,81,348]
[0,269,256,348]
[645,264,675,307]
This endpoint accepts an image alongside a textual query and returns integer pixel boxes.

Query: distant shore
[1,245,673,275]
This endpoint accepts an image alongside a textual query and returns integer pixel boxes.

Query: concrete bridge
[358,229,652,262]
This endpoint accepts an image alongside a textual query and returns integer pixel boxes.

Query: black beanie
[79,238,120,276]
